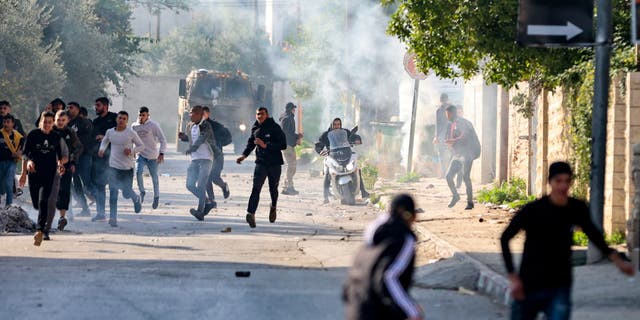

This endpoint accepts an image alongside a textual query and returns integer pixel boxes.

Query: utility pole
[254,0,259,33]
[406,79,420,173]
[156,11,161,41]
[588,0,612,263]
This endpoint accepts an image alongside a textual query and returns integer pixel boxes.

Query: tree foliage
[137,15,273,78]
[381,0,633,88]
[0,0,65,122]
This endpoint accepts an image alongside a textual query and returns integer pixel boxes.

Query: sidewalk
[376,176,640,316]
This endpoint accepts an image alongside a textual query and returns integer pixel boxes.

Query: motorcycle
[315,126,362,205]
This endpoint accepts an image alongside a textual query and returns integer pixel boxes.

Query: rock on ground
[0,206,35,233]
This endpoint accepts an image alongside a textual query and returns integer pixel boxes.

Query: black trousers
[29,172,60,233]
[247,164,281,214]
[56,168,72,210]
[446,157,474,203]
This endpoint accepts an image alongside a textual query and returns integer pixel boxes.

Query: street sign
[518,0,594,47]
[403,52,427,80]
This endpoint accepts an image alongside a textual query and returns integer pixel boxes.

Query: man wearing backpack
[131,106,168,209]
[444,105,481,210]
[203,107,231,206]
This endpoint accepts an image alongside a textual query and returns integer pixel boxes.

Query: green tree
[0,0,65,127]
[382,0,635,198]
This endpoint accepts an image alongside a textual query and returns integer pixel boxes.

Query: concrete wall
[463,77,497,184]
[113,75,181,144]
[506,84,533,187]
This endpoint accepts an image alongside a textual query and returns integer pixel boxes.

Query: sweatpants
[29,172,60,233]
[247,164,281,214]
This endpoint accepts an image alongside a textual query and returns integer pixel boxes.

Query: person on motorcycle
[316,118,369,204]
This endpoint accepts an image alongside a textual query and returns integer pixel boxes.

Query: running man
[98,110,144,227]
[67,101,93,216]
[280,102,303,195]
[131,106,167,209]
[53,110,83,231]
[236,107,287,228]
[501,162,635,320]
[90,97,117,222]
[203,106,232,207]
[20,112,67,246]
[178,105,219,221]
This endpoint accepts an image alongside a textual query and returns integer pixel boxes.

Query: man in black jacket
[67,102,93,216]
[501,162,634,320]
[343,194,423,320]
[280,102,303,195]
[90,97,117,222]
[236,107,287,228]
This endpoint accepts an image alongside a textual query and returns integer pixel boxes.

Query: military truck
[177,69,270,153]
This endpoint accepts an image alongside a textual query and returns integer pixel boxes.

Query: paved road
[0,148,506,319]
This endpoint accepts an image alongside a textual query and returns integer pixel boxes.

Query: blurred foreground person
[501,162,635,320]
[20,112,67,246]
[343,194,423,320]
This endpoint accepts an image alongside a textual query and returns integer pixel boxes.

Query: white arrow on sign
[526,21,583,40]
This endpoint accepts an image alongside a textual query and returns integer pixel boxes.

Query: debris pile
[0,206,36,233]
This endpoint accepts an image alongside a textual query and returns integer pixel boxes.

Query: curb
[413,224,512,305]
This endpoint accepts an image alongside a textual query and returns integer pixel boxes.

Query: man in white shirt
[178,105,217,221]
[98,111,145,227]
[131,106,167,210]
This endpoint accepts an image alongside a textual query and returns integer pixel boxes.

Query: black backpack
[212,121,232,147]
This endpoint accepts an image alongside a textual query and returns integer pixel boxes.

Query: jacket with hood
[279,111,299,147]
[343,213,421,320]
[242,117,286,166]
[446,116,481,160]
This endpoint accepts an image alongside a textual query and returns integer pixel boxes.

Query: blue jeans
[91,156,109,217]
[186,159,212,213]
[72,153,91,211]
[206,154,226,201]
[0,160,16,205]
[108,167,138,221]
[511,287,571,320]
[136,156,159,198]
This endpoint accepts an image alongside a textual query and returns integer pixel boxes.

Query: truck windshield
[226,79,251,99]
[191,77,221,100]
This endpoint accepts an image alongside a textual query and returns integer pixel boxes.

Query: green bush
[573,231,589,246]
[606,231,626,246]
[573,231,627,246]
[397,172,421,183]
[478,178,534,208]
[361,161,379,190]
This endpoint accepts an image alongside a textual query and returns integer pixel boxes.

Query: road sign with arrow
[517,0,594,47]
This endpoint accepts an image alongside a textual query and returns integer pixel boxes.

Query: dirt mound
[0,206,35,233]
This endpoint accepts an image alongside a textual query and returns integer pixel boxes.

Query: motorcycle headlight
[346,161,355,171]
[239,124,247,132]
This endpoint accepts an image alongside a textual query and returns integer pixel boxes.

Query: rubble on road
[0,206,35,233]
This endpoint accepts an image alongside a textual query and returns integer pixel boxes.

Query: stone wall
[604,76,628,234]
[507,84,533,188]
